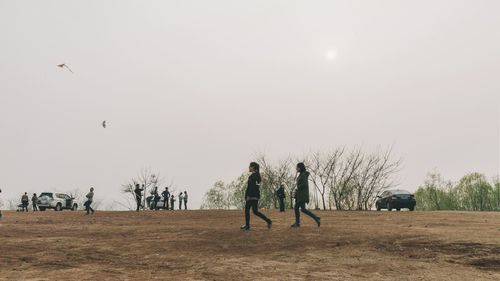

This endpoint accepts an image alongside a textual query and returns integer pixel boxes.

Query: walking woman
[241,162,272,231]
[291,163,320,228]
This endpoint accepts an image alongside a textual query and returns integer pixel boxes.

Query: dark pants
[22,202,29,212]
[170,202,174,210]
[153,197,160,210]
[32,203,38,211]
[136,196,142,211]
[245,200,271,227]
[294,201,318,225]
[278,198,285,212]
[85,201,94,214]
[184,200,187,210]
[163,197,169,209]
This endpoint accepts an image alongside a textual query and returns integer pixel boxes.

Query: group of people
[2,161,318,231]
[241,162,320,231]
[13,189,94,215]
[18,192,39,212]
[133,184,188,211]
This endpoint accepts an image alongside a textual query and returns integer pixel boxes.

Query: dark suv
[376,190,416,211]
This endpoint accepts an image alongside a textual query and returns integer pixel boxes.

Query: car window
[56,194,65,199]
[40,192,53,198]
[64,194,70,199]
[393,190,411,195]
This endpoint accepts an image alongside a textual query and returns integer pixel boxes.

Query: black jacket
[276,186,286,199]
[134,187,143,198]
[245,172,261,199]
[296,171,310,203]
[161,190,170,198]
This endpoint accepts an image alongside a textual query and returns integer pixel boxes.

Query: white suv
[37,192,78,211]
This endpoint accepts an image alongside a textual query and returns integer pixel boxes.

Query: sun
[325,50,337,61]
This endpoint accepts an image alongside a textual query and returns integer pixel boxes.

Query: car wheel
[409,206,415,211]
[387,202,392,211]
[376,203,381,211]
[72,204,78,211]
[39,207,46,211]
[55,203,62,211]
[396,208,401,211]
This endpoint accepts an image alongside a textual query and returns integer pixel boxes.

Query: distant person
[162,187,170,210]
[276,185,286,212]
[291,163,320,228]
[178,192,183,210]
[31,193,38,212]
[183,191,188,210]
[170,195,175,210]
[240,162,272,231]
[21,192,29,212]
[84,187,95,215]
[134,184,143,211]
[152,187,161,210]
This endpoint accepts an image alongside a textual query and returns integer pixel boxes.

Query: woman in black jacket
[241,162,272,231]
[291,163,320,228]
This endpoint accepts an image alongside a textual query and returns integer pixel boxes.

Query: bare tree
[307,149,344,210]
[121,167,165,210]
[326,148,363,210]
[201,148,402,211]
[356,147,401,210]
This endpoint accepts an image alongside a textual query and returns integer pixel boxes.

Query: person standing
[21,192,29,212]
[183,191,188,210]
[170,195,175,210]
[178,192,183,210]
[240,162,272,231]
[152,187,161,210]
[134,184,143,211]
[162,187,170,210]
[276,185,286,212]
[84,187,95,215]
[31,193,38,212]
[291,163,320,228]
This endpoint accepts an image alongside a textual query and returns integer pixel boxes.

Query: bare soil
[0,210,499,280]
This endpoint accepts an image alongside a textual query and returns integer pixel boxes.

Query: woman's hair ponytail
[249,162,260,173]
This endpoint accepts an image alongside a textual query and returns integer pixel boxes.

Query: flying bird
[57,63,73,73]
[102,120,106,128]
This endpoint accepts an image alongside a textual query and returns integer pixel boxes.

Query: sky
[0,0,498,209]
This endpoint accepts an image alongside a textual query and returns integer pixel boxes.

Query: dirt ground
[0,210,499,281]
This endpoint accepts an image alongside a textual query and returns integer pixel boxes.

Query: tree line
[415,172,500,211]
[201,147,401,211]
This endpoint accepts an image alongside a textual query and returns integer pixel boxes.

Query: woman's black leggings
[294,201,318,225]
[245,200,271,227]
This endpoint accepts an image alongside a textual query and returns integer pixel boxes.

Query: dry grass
[0,210,499,280]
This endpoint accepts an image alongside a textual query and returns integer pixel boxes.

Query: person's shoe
[267,220,272,229]
[290,223,300,228]
[316,217,321,227]
[240,225,250,231]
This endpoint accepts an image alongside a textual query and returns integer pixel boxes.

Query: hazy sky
[1,0,498,208]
